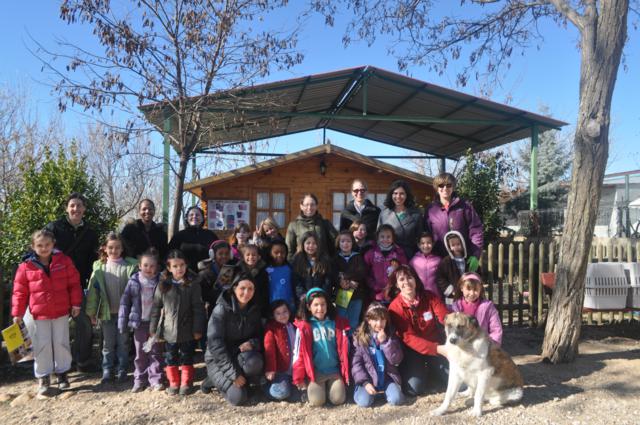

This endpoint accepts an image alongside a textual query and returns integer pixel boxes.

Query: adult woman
[424,173,483,267]
[202,274,264,405]
[121,199,168,260]
[377,180,424,258]
[285,193,338,262]
[387,265,448,396]
[339,179,380,239]
[168,206,219,272]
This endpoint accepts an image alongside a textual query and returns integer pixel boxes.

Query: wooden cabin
[184,144,435,235]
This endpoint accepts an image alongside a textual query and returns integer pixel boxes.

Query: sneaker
[56,373,70,390]
[101,371,113,384]
[131,383,146,393]
[37,376,51,396]
[151,383,165,392]
[166,386,179,396]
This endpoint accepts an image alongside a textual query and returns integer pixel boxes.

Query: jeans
[133,322,163,386]
[400,345,448,396]
[165,340,196,366]
[33,315,72,378]
[101,318,129,374]
[354,382,404,407]
[336,298,363,336]
[266,373,292,400]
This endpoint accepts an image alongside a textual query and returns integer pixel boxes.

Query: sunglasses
[438,183,453,189]
[352,188,366,193]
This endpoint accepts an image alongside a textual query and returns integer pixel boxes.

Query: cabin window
[331,190,386,229]
[256,191,287,229]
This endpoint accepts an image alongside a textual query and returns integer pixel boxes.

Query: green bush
[0,144,118,280]
[456,149,510,241]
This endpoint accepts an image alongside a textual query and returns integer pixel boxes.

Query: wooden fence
[480,237,640,327]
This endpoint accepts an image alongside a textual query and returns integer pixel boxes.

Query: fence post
[627,241,633,262]
[518,243,525,326]
[508,243,515,326]
[538,242,545,326]
[528,243,535,326]
[487,243,495,302]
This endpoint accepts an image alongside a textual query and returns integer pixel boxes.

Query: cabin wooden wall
[198,153,435,232]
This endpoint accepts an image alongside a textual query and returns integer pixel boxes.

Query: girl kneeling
[293,288,349,407]
[352,302,405,407]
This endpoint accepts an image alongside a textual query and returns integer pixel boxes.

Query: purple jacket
[410,252,441,297]
[451,298,502,346]
[118,272,159,333]
[424,196,484,259]
[351,335,404,388]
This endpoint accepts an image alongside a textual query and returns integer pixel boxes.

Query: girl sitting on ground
[292,288,350,407]
[352,302,405,407]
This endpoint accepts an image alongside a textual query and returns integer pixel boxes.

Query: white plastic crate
[622,262,640,309]
[583,263,628,310]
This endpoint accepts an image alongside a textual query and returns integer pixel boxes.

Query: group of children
[11,215,502,408]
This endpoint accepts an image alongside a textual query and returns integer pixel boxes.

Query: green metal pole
[530,124,539,211]
[162,115,171,226]
[439,157,445,174]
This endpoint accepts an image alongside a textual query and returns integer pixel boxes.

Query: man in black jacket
[45,192,99,372]
[121,199,168,260]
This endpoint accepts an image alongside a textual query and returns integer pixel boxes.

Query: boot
[37,376,51,396]
[179,365,195,396]
[56,373,70,390]
[165,366,180,396]
[200,376,213,394]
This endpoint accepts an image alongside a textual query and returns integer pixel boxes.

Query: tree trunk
[170,150,191,238]
[542,1,628,363]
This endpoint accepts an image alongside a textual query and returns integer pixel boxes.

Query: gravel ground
[1,324,638,425]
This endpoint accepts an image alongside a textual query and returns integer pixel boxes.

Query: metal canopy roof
[140,65,567,159]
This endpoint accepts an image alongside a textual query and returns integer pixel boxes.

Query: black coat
[339,199,381,240]
[45,217,99,285]
[168,226,219,272]
[331,252,368,301]
[204,291,263,393]
[121,219,168,261]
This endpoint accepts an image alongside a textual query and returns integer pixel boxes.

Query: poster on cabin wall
[207,200,250,230]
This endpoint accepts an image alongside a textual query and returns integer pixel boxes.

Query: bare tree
[76,123,160,220]
[36,0,303,236]
[312,0,635,363]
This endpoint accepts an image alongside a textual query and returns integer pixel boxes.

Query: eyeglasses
[438,183,453,189]
[352,188,366,193]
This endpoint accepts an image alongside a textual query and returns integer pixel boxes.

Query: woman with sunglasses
[424,173,483,270]
[339,179,380,240]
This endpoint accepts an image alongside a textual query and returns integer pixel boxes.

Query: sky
[1,2,639,177]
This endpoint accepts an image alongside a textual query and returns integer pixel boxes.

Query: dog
[431,312,523,417]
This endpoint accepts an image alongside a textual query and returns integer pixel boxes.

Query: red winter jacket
[292,317,350,386]
[12,251,82,320]
[264,319,294,374]
[388,292,447,356]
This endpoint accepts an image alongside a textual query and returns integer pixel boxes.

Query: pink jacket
[451,298,503,346]
[409,253,441,298]
[364,244,407,301]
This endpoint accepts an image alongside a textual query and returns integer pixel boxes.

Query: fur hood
[444,230,468,259]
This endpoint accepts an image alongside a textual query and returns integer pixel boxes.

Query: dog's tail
[489,387,523,406]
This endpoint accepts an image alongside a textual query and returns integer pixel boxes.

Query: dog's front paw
[431,406,447,417]
[468,407,483,418]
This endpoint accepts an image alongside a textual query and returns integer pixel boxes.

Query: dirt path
[1,325,638,425]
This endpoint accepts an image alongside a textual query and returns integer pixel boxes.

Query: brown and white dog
[431,312,523,417]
